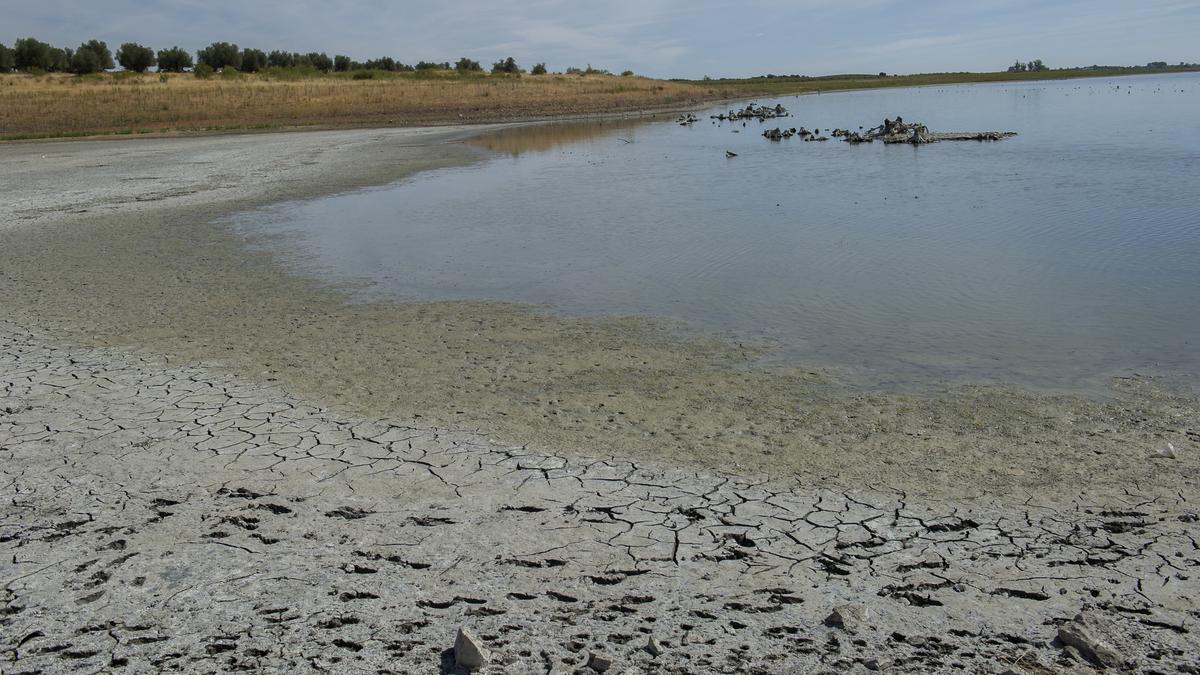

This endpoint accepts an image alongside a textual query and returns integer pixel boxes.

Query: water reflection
[466,118,657,156]
[236,73,1200,393]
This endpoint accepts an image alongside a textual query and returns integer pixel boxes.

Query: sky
[5,0,1199,78]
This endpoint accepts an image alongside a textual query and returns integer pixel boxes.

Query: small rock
[587,651,613,672]
[1154,442,1178,459]
[643,636,663,657]
[1056,613,1122,668]
[454,627,490,670]
[864,656,890,670]
[824,604,869,633]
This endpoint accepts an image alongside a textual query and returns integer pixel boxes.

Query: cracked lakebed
[2,127,1199,673]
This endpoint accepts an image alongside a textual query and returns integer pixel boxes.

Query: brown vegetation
[0,71,721,139]
[2,66,1194,141]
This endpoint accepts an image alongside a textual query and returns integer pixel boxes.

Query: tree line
[0,37,551,76]
[1007,59,1050,73]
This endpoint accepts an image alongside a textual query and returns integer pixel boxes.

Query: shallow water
[233,73,1200,392]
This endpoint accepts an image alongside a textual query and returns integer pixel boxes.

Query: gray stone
[824,604,869,633]
[1057,613,1122,668]
[587,651,614,672]
[455,626,491,670]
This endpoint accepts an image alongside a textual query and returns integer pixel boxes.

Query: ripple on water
[232,73,1200,393]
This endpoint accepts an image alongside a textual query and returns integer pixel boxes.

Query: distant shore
[2,66,1196,142]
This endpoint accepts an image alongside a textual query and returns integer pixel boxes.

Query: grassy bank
[2,66,1195,140]
[695,65,1200,96]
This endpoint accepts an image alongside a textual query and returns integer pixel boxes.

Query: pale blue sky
[6,0,1199,78]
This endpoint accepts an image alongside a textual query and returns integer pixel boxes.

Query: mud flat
[2,129,1199,673]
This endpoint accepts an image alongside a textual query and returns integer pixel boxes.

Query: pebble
[1057,613,1122,668]
[824,604,869,633]
[587,651,613,672]
[454,626,491,670]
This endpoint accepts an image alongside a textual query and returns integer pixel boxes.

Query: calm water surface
[233,73,1200,392]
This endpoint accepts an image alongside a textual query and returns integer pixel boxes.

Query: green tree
[491,56,519,74]
[531,62,547,75]
[197,42,241,70]
[13,37,53,71]
[455,57,482,72]
[116,42,155,72]
[240,48,267,72]
[334,54,351,72]
[156,46,193,72]
[267,50,294,68]
[0,43,13,72]
[47,47,70,72]
[80,39,114,70]
[306,52,333,72]
[70,46,102,74]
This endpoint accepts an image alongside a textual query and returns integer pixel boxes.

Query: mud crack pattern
[1,320,1197,673]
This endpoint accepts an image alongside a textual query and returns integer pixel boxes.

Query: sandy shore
[2,128,1198,673]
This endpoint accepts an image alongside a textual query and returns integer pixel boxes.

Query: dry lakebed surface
[2,127,1198,673]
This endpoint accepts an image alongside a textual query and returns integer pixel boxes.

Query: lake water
[233,73,1200,392]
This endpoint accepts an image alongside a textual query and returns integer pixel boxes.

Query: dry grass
[0,71,723,139]
[3,66,1193,140]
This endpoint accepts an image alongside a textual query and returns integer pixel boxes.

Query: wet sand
[2,128,1198,672]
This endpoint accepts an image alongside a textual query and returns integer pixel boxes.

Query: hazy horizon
[6,0,1199,78]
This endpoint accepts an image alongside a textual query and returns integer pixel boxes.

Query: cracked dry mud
[2,320,1198,673]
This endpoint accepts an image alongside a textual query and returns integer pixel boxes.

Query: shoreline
[2,117,1197,500]
[2,68,1192,144]
[2,107,1199,671]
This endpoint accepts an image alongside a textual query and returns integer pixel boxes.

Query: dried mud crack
[2,320,1197,673]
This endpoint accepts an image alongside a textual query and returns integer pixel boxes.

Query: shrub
[197,42,240,70]
[117,43,156,72]
[455,57,482,72]
[352,69,375,80]
[531,62,547,75]
[156,46,192,72]
[416,61,449,71]
[194,63,214,79]
[491,57,519,74]
[621,70,634,77]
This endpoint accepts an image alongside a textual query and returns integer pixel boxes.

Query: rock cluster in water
[766,116,1017,145]
[711,103,790,122]
[763,126,828,142]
